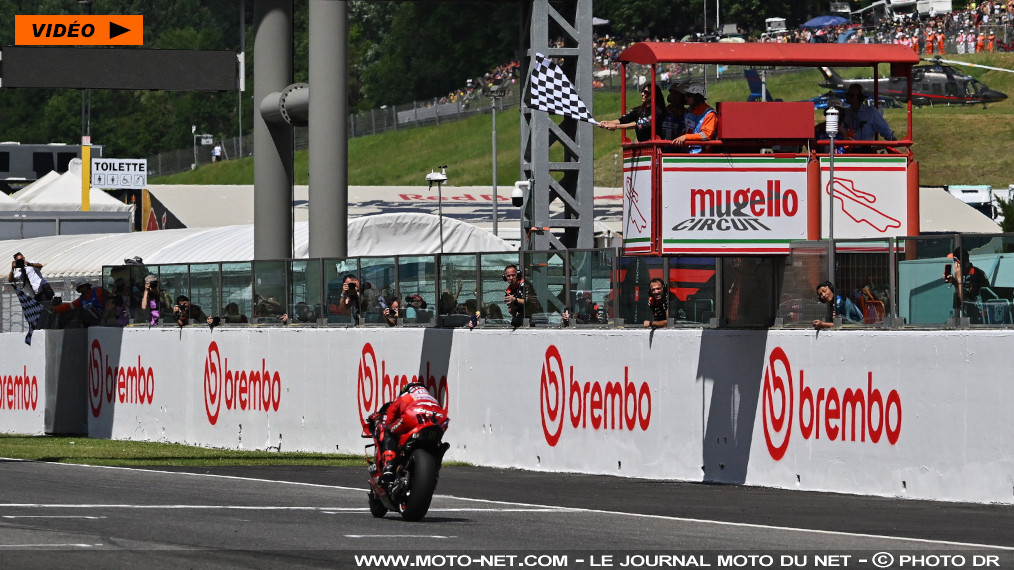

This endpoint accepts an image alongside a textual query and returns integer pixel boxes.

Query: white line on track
[5,458,1014,552]
[2,516,106,519]
[344,531,452,535]
[0,544,102,548]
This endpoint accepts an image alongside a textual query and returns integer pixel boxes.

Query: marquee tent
[12,159,133,213]
[0,213,514,280]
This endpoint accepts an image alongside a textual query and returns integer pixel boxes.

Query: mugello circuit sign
[661,157,808,254]
[761,346,902,460]
[539,345,652,446]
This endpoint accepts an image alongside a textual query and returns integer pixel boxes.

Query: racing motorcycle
[362,407,449,521]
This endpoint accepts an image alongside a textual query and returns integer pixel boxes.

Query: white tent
[13,159,133,213]
[0,213,514,280]
[9,169,60,202]
[0,189,22,211]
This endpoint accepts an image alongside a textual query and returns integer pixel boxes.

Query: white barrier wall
[5,326,1014,504]
[0,331,51,435]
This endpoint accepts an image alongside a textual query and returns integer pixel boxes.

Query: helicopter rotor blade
[922,57,1014,74]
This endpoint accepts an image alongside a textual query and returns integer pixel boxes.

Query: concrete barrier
[3,326,1013,504]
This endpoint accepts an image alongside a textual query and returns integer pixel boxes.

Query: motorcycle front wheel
[398,449,438,521]
[368,490,388,518]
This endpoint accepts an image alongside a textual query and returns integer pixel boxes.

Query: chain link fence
[145,87,521,179]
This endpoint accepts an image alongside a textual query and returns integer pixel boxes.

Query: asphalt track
[1,460,1013,569]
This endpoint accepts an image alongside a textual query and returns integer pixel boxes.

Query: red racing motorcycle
[362,407,449,521]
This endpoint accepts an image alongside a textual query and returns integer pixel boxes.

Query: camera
[149,280,158,288]
[348,282,357,293]
[14,259,25,268]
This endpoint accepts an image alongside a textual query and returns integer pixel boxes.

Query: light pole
[192,125,198,170]
[486,75,511,236]
[426,166,448,254]
[79,0,93,143]
[824,106,840,286]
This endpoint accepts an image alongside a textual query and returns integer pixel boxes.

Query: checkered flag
[527,53,597,124]
[14,286,44,345]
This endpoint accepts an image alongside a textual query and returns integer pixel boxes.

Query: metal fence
[145,87,522,178]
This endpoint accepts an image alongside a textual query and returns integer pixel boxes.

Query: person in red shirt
[53,278,107,327]
[376,382,449,484]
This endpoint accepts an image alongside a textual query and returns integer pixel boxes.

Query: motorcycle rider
[374,382,449,485]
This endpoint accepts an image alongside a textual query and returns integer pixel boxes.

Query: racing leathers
[376,384,448,484]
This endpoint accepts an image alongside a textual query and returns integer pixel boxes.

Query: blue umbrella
[800,15,848,28]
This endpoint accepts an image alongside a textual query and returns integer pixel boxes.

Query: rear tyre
[368,490,388,518]
[399,449,438,521]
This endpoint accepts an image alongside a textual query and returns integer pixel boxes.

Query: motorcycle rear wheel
[398,449,438,521]
[368,490,388,518]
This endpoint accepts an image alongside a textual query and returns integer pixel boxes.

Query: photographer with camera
[140,275,171,326]
[334,273,364,324]
[172,295,213,327]
[7,252,55,302]
[380,296,401,327]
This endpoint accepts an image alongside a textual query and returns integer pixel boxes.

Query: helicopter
[818,57,1009,106]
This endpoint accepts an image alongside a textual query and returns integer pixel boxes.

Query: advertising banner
[819,156,908,239]
[661,156,809,254]
[53,326,1014,504]
[0,332,47,435]
[621,151,655,254]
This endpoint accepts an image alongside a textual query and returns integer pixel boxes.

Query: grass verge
[0,435,362,467]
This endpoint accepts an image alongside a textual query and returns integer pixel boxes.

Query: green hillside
[153,53,1014,189]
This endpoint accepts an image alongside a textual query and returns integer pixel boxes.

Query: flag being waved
[527,53,597,124]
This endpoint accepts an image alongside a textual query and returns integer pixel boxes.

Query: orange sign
[15,15,143,46]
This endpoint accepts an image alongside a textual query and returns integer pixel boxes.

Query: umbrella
[800,15,848,28]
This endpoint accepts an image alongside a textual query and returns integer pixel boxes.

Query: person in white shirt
[7,252,55,302]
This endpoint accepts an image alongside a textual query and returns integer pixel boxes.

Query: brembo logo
[202,341,282,425]
[762,346,902,460]
[0,366,39,412]
[356,342,448,425]
[672,181,799,232]
[87,339,154,418]
[539,345,651,447]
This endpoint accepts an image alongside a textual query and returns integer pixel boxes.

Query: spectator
[661,84,687,141]
[503,264,530,328]
[53,278,108,327]
[812,281,863,329]
[222,302,248,324]
[382,297,401,327]
[140,274,169,326]
[944,246,989,322]
[172,295,213,327]
[104,277,132,326]
[672,82,717,154]
[843,83,895,146]
[255,294,285,320]
[333,274,364,324]
[815,96,852,152]
[7,252,55,302]
[404,294,428,322]
[292,301,318,323]
[643,277,669,329]
[211,144,222,163]
[597,83,666,142]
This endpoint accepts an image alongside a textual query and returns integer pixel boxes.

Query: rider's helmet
[400,381,425,396]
